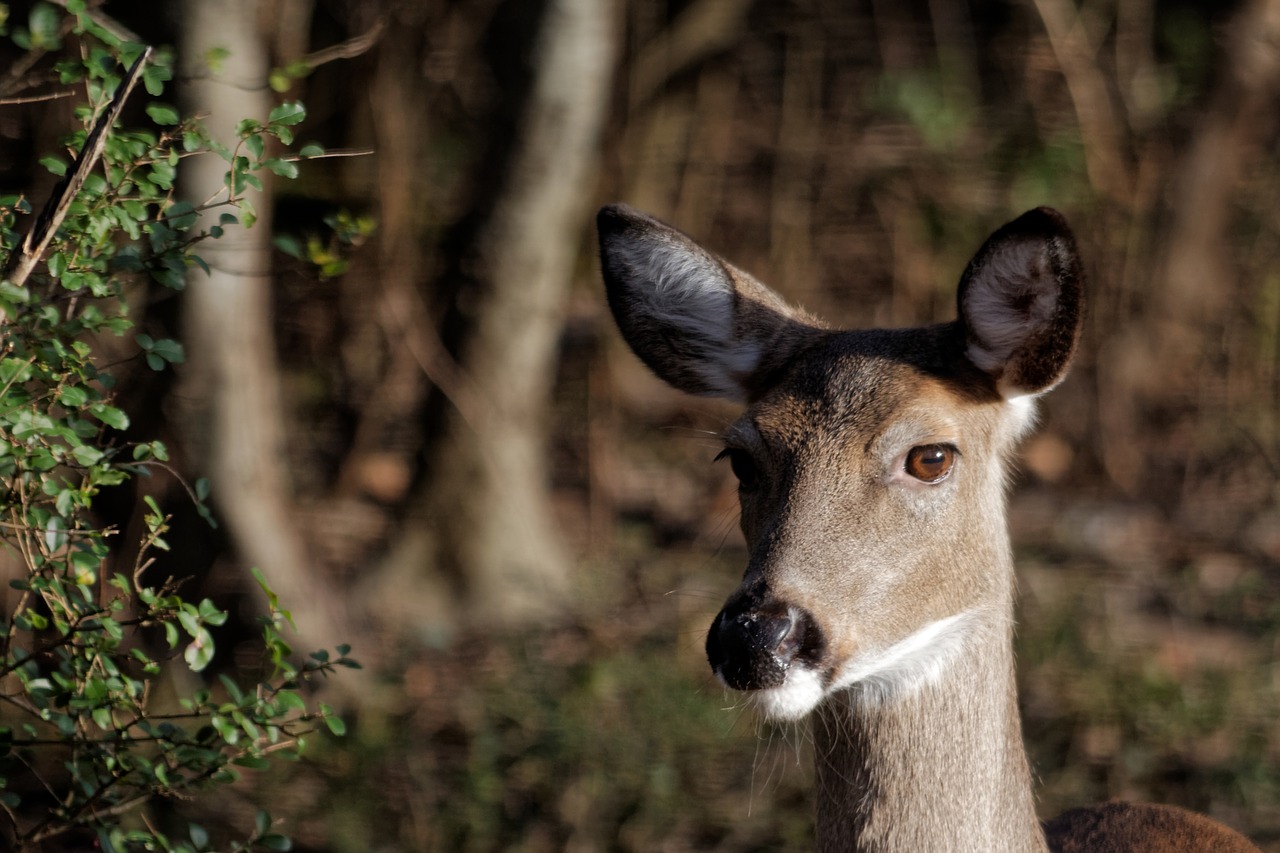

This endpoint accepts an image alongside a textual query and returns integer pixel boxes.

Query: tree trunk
[419,0,617,630]
[176,0,363,683]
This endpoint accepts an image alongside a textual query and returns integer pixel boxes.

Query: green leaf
[148,160,177,190]
[199,599,228,626]
[143,67,168,98]
[184,626,215,672]
[264,158,299,179]
[273,690,306,713]
[204,46,231,74]
[245,133,265,161]
[211,713,237,743]
[178,607,201,637]
[39,156,67,176]
[29,3,61,49]
[155,338,185,363]
[268,101,306,126]
[58,385,89,407]
[146,103,181,126]
[72,444,104,466]
[1,358,34,384]
[90,403,130,430]
[91,706,113,730]
[272,235,303,259]
[44,516,66,552]
[167,201,198,231]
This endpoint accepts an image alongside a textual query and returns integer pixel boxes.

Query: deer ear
[956,208,1085,398]
[597,204,816,402]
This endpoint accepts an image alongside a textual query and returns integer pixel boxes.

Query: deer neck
[810,584,1047,853]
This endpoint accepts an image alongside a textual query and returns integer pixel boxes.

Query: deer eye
[904,444,956,483]
[715,448,759,489]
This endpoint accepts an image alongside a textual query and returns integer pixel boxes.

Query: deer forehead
[734,352,1014,471]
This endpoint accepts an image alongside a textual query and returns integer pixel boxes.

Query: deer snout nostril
[750,611,794,654]
[707,607,799,691]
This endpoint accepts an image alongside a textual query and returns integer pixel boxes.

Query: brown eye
[904,444,956,483]
[715,448,759,489]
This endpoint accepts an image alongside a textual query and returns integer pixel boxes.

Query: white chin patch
[830,609,979,703]
[746,609,981,720]
[750,669,825,721]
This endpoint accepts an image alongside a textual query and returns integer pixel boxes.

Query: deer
[596,204,1261,853]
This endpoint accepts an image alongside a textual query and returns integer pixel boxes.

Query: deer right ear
[956,208,1085,398]
[597,204,817,402]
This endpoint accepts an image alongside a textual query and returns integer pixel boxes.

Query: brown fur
[1045,803,1260,853]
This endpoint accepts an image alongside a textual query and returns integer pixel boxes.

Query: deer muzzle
[706,590,825,691]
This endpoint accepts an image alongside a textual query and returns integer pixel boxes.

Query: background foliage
[2,0,1279,850]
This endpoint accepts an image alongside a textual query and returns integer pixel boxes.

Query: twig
[0,90,76,106]
[47,0,142,45]
[281,146,375,161]
[283,17,386,72]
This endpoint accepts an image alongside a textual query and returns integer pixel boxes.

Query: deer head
[598,204,1083,721]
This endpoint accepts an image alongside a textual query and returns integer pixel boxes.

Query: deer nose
[706,601,803,691]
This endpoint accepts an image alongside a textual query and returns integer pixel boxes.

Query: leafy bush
[0,5,352,850]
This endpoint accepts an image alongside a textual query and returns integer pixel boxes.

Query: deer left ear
[956,207,1085,398]
[597,204,818,402]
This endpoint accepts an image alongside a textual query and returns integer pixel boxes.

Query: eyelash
[714,447,759,489]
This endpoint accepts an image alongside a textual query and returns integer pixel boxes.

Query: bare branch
[0,90,76,106]
[283,17,386,72]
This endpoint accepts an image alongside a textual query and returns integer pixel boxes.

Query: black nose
[707,595,819,691]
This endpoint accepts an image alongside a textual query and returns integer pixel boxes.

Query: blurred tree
[427,0,615,627]
[175,0,362,678]
[359,0,616,633]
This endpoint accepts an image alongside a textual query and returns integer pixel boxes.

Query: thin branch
[282,146,375,161]
[47,0,142,45]
[282,17,386,72]
[0,90,76,106]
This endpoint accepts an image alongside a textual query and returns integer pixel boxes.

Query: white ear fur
[956,208,1084,399]
[605,229,748,397]
[598,205,812,401]
[962,242,1061,376]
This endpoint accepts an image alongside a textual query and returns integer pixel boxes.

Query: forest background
[3,0,1280,849]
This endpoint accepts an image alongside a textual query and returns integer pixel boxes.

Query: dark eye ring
[904,444,956,483]
[715,448,759,489]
